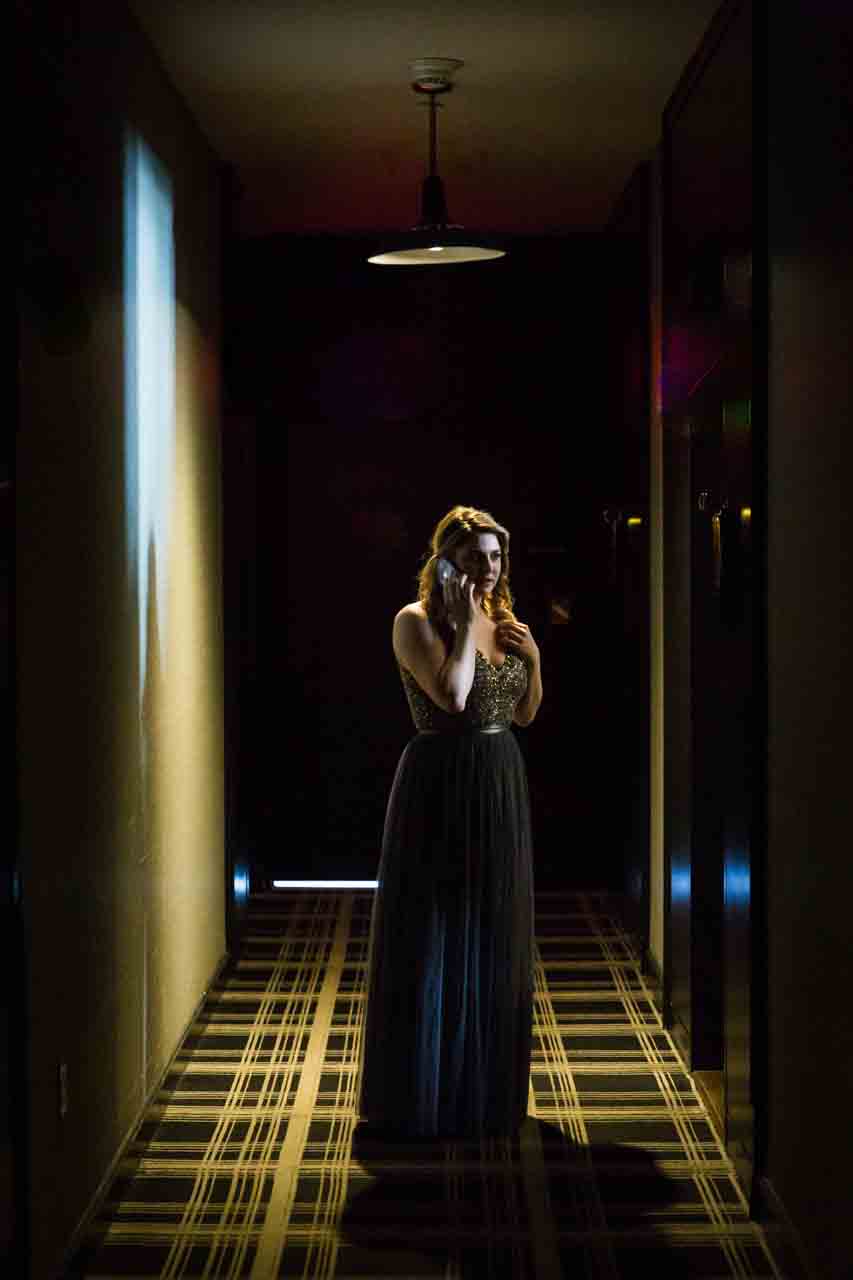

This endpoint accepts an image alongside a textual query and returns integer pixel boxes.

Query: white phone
[436,556,459,588]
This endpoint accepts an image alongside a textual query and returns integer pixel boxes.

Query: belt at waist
[418,723,508,735]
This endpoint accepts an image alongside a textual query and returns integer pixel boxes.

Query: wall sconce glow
[724,855,751,905]
[124,130,176,696]
[671,864,691,903]
[740,507,752,523]
[272,880,379,890]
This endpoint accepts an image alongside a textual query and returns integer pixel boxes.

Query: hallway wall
[765,5,852,1278]
[17,3,224,1276]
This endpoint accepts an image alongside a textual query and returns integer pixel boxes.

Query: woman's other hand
[495,619,540,665]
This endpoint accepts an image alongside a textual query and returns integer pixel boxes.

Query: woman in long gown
[357,504,543,1140]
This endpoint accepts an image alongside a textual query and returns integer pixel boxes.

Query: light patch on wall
[124,130,176,694]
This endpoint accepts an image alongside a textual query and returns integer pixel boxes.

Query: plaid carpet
[65,889,784,1278]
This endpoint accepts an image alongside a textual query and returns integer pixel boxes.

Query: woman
[357,504,543,1140]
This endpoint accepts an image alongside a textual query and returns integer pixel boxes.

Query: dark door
[666,372,728,1075]
[718,378,756,1191]
[667,329,755,1154]
[604,507,651,950]
[686,339,756,1174]
[686,374,725,1073]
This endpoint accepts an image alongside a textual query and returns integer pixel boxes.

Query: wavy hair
[416,505,518,651]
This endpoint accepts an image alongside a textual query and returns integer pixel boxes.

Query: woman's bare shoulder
[394,601,436,641]
[393,601,445,671]
[396,600,428,622]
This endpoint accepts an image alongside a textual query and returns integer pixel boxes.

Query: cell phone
[436,556,458,588]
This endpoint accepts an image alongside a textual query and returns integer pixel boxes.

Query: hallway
[65,889,784,1279]
[13,3,853,1275]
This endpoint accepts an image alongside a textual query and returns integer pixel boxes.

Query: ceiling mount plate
[410,58,464,94]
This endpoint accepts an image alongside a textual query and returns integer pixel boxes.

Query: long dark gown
[357,647,535,1139]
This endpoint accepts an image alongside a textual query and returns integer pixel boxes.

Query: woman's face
[453,533,503,592]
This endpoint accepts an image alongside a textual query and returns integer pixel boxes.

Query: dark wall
[765,4,852,1277]
[606,162,653,942]
[225,233,648,889]
[16,2,224,1275]
[607,161,653,507]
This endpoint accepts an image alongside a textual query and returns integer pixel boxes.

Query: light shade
[368,239,505,266]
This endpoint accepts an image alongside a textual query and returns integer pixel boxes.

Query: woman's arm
[439,618,478,712]
[393,607,475,713]
[513,654,543,726]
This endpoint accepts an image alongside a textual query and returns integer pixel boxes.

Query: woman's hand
[442,570,479,631]
[495,618,540,666]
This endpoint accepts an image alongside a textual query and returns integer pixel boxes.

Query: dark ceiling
[128,0,721,238]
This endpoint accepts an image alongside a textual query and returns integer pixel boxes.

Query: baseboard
[642,939,663,982]
[692,1069,725,1143]
[752,1175,820,1280]
[54,949,232,1280]
[638,937,665,1020]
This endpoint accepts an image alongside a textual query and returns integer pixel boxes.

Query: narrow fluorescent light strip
[272,879,378,889]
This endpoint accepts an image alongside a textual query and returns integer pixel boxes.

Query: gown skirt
[357,725,535,1139]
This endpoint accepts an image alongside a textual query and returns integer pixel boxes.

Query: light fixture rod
[428,95,439,177]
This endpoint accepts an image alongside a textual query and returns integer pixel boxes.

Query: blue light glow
[724,852,751,905]
[671,863,691,903]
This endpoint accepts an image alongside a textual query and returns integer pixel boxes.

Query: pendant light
[367,58,506,266]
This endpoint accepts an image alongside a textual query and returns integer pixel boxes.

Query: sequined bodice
[398,650,529,731]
